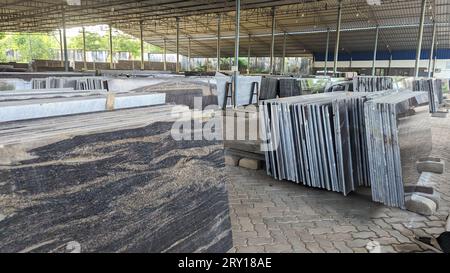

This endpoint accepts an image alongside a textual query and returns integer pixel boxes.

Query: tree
[69,31,108,51]
[68,30,162,59]
[0,33,59,62]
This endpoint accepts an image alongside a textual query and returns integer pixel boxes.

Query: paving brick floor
[227,113,450,253]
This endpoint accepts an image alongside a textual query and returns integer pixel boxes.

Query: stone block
[416,157,444,174]
[404,184,434,195]
[405,191,440,210]
[405,194,437,216]
[239,158,262,170]
[225,155,241,166]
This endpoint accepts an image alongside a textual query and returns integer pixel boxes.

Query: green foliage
[0,33,59,62]
[68,30,162,59]
[69,31,107,51]
[0,28,163,63]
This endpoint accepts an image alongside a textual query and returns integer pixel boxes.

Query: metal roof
[1,0,449,57]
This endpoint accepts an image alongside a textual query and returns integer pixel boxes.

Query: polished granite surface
[0,118,232,253]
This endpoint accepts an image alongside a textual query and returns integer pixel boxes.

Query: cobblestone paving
[227,113,450,253]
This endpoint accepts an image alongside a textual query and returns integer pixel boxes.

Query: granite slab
[0,107,232,253]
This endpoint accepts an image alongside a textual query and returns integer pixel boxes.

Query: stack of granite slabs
[413,79,443,113]
[0,105,232,253]
[353,76,394,92]
[364,91,431,208]
[259,77,279,100]
[260,92,374,196]
[128,78,218,109]
[0,89,107,101]
[279,78,302,98]
[75,77,107,91]
[0,92,166,123]
[31,77,106,91]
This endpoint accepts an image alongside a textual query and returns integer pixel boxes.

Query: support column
[414,0,427,78]
[324,28,330,75]
[82,27,87,70]
[188,38,191,71]
[232,0,241,108]
[282,32,287,74]
[28,33,33,62]
[176,17,180,73]
[62,5,69,72]
[140,21,145,70]
[428,21,437,78]
[59,29,64,67]
[269,7,276,75]
[247,35,251,74]
[372,26,379,76]
[109,24,114,70]
[432,43,438,76]
[333,0,343,76]
[217,14,221,71]
[163,38,167,71]
[388,53,393,76]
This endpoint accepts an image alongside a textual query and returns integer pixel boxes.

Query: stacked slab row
[413,78,444,113]
[261,91,430,208]
[353,76,394,92]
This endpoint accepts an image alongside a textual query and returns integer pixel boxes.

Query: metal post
[281,32,287,74]
[324,28,330,76]
[140,21,145,70]
[247,35,251,74]
[349,56,353,69]
[188,38,191,71]
[62,5,69,72]
[28,33,33,62]
[82,27,87,70]
[333,0,343,76]
[414,0,427,78]
[176,17,180,73]
[270,7,276,75]
[59,29,64,67]
[163,38,167,71]
[217,14,221,71]
[372,26,379,76]
[428,21,437,78]
[432,43,438,76]
[388,53,392,76]
[232,0,241,108]
[109,24,114,70]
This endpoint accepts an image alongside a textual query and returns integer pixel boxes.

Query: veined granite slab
[0,106,232,253]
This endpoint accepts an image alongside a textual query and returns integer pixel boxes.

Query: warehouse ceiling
[0,0,449,57]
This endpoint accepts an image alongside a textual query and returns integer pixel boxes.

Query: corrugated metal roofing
[0,0,448,57]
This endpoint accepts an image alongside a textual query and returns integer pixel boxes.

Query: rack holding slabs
[261,92,373,196]
[353,76,394,92]
[31,77,107,91]
[412,78,444,113]
[261,91,431,208]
